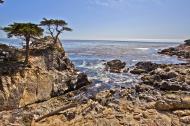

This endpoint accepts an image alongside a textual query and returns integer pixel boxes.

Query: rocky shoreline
[159,40,190,60]
[0,40,190,126]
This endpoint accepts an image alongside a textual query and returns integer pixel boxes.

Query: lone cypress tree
[2,23,43,64]
[40,18,72,45]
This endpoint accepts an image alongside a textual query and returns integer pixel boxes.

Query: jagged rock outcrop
[104,59,127,73]
[0,44,19,62]
[130,61,158,74]
[0,37,90,111]
[159,40,190,59]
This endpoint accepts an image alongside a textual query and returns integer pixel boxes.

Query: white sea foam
[135,48,149,50]
[95,83,101,87]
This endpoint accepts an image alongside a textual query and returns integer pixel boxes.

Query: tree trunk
[24,37,30,64]
[53,37,62,48]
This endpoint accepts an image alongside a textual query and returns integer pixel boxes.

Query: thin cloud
[89,0,124,7]
[89,0,164,7]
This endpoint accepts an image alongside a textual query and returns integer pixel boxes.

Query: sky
[0,0,190,41]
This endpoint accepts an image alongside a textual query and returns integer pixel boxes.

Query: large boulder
[130,62,158,74]
[104,59,127,73]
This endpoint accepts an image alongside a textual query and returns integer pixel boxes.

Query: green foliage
[40,18,68,27]
[40,18,72,43]
[185,39,190,46]
[2,23,43,39]
[2,23,44,64]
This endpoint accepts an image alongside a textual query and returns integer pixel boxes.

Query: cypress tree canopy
[3,23,43,39]
[2,23,44,64]
[40,18,72,44]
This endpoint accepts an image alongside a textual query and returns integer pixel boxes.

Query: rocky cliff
[0,37,90,111]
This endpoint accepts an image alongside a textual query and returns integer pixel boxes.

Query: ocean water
[62,40,186,98]
[62,40,184,65]
[0,39,186,98]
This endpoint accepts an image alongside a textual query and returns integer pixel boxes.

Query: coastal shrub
[184,39,190,45]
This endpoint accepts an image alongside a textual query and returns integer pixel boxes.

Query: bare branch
[35,103,77,122]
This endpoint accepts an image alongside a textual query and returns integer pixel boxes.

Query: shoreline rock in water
[130,61,158,74]
[159,40,190,59]
[104,59,128,73]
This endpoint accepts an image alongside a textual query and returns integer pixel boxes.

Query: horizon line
[62,38,185,42]
[0,37,186,43]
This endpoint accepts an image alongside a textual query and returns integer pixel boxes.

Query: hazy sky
[0,0,190,40]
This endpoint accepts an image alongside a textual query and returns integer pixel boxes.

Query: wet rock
[141,75,156,85]
[130,69,146,74]
[130,61,158,74]
[105,59,127,73]
[159,71,178,80]
[159,81,182,91]
[159,40,190,59]
[136,62,158,71]
[70,73,90,90]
